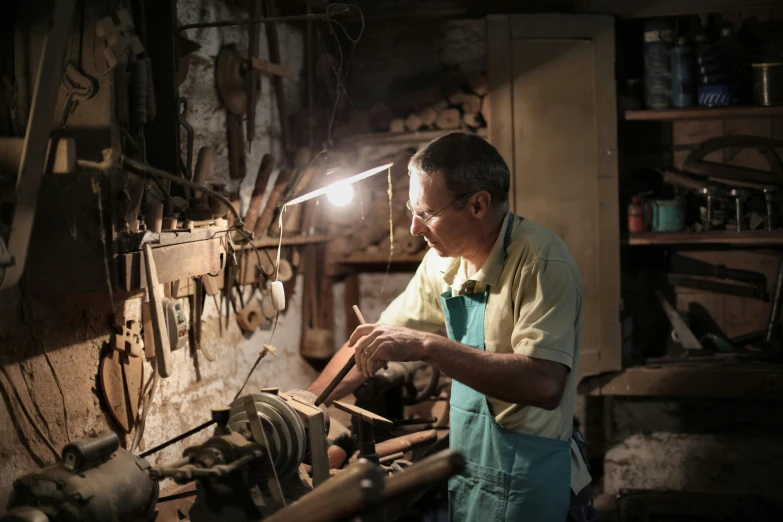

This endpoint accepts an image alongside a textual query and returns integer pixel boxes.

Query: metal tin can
[752,62,782,106]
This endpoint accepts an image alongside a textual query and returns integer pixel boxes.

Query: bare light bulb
[326,182,354,207]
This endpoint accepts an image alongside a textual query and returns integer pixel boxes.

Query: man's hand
[348,324,430,377]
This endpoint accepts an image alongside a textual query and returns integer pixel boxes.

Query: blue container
[650,198,686,232]
[696,27,739,106]
[644,20,674,109]
[670,37,694,108]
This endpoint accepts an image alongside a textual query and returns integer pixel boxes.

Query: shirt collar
[440,213,512,289]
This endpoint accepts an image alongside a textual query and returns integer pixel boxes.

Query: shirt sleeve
[511,258,581,369]
[378,250,446,333]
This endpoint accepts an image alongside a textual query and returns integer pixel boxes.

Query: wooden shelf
[248,235,333,248]
[624,105,783,121]
[337,250,427,264]
[581,362,783,398]
[343,127,487,146]
[628,230,783,246]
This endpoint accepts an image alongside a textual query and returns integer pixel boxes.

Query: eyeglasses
[406,194,471,227]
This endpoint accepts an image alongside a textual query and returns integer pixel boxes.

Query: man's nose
[410,216,426,237]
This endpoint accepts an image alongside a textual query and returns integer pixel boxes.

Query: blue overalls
[440,219,571,522]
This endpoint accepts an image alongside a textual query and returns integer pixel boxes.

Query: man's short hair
[409,132,510,208]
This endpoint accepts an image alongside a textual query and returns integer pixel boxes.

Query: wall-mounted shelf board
[581,363,783,398]
[628,230,783,246]
[625,106,783,121]
[337,251,427,264]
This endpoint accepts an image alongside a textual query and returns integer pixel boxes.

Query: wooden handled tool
[143,243,173,377]
[243,153,275,233]
[314,305,366,406]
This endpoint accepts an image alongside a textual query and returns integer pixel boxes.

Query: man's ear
[469,191,492,219]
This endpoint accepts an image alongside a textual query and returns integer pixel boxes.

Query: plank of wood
[486,15,515,211]
[118,237,226,291]
[625,106,783,121]
[582,364,783,398]
[628,231,783,245]
[143,243,172,378]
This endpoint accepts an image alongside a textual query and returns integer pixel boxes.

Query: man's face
[408,171,475,258]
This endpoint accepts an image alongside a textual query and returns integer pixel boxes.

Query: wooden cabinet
[486,14,622,378]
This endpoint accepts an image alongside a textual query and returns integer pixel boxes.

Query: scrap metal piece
[655,291,703,351]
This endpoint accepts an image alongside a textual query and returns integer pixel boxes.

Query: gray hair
[409,132,510,210]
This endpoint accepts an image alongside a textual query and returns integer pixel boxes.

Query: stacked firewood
[340,72,488,136]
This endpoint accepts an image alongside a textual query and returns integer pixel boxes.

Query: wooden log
[389,118,406,133]
[444,86,465,106]
[243,153,275,233]
[417,107,437,127]
[461,94,482,115]
[368,102,395,131]
[405,112,423,132]
[467,73,487,96]
[462,112,482,129]
[193,146,214,198]
[434,108,461,130]
[387,86,444,113]
[431,98,449,111]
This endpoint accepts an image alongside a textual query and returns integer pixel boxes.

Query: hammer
[138,231,173,378]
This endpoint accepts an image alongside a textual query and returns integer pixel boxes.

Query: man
[308,133,596,522]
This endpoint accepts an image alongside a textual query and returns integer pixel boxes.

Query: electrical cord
[0,363,61,460]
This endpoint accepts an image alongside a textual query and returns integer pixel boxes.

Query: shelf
[337,250,427,264]
[580,362,783,398]
[628,230,783,246]
[343,127,488,146]
[624,105,783,122]
[248,235,333,248]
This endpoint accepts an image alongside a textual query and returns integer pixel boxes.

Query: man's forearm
[306,342,366,406]
[421,335,564,410]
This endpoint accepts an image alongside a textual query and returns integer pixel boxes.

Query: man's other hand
[348,324,429,377]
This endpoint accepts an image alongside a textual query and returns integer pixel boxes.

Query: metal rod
[314,305,366,406]
[140,419,216,458]
[178,12,335,32]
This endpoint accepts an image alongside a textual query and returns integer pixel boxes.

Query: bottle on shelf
[670,37,695,108]
[697,26,743,106]
[643,19,674,110]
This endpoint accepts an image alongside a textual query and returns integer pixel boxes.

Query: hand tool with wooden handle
[243,153,275,233]
[314,305,366,406]
[254,167,293,238]
[143,242,173,377]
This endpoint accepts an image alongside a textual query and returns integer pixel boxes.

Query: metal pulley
[228,391,307,478]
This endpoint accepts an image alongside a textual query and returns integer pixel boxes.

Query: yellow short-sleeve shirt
[379,213,591,493]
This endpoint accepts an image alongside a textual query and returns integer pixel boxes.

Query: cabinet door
[487,14,621,378]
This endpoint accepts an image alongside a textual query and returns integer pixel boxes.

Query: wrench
[60,63,96,128]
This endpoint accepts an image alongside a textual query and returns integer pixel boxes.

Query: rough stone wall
[0,0,315,506]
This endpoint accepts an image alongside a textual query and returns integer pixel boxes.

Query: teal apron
[440,218,571,522]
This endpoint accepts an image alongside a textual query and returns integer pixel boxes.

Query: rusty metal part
[177,97,194,180]
[99,347,143,433]
[242,395,287,509]
[216,44,259,117]
[1,0,77,290]
[333,402,392,465]
[375,429,439,459]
